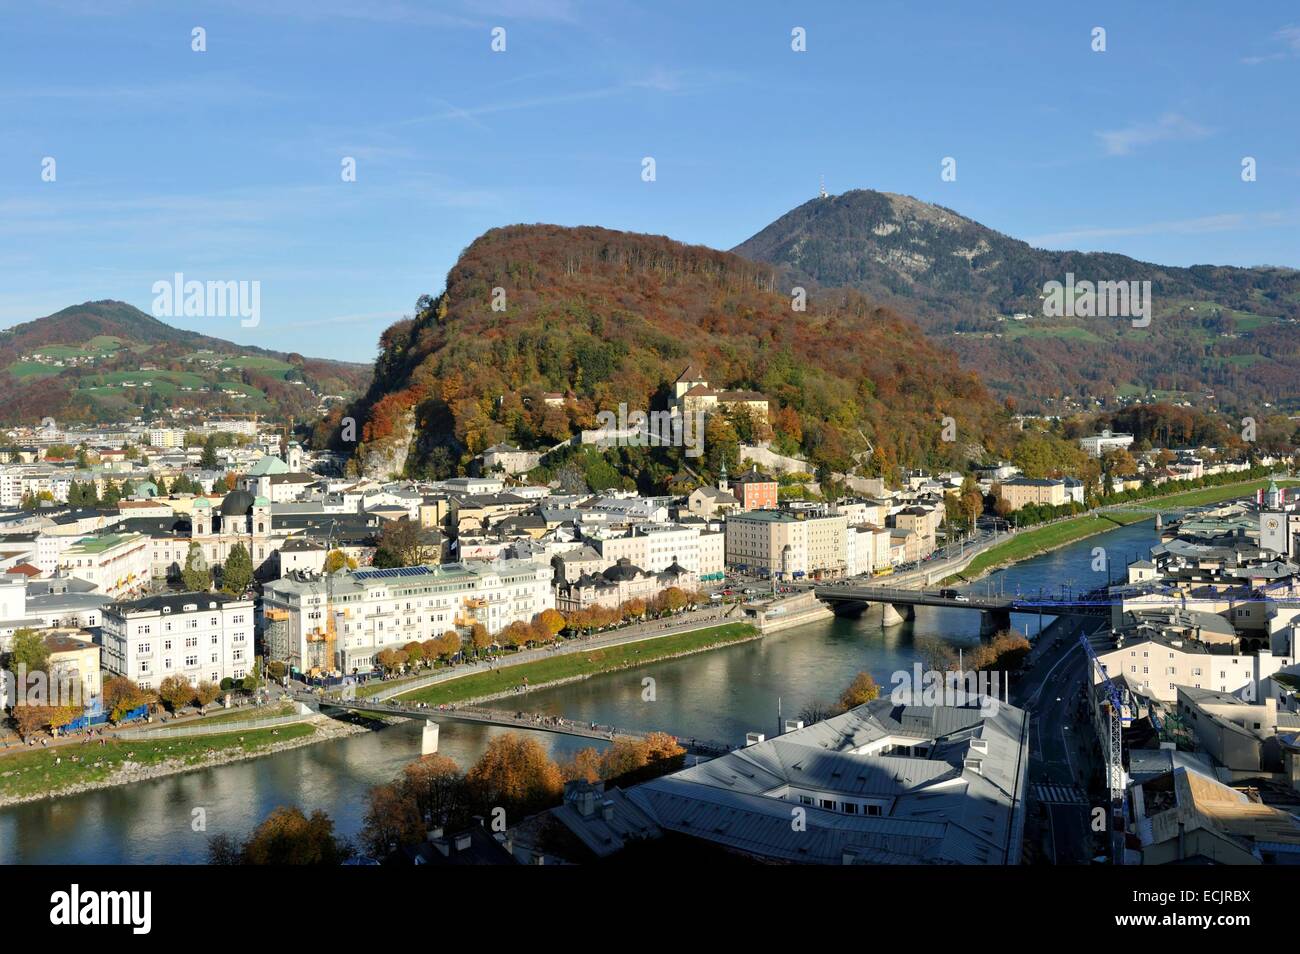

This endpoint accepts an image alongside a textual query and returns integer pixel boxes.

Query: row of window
[795,794,883,816]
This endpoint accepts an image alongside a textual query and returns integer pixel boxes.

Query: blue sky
[2,0,1298,361]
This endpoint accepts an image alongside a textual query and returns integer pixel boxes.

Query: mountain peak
[732,187,1300,411]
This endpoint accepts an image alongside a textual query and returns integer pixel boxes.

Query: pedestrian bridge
[311,695,730,757]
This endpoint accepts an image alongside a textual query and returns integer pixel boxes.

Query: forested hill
[340,224,1015,489]
[0,300,370,425]
[733,189,1300,412]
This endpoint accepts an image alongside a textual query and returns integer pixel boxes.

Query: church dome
[220,489,256,516]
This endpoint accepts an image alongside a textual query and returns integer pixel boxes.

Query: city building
[1079,429,1134,458]
[261,560,554,675]
[997,477,1067,511]
[724,509,848,580]
[729,466,779,511]
[670,365,769,423]
[57,532,151,598]
[624,698,1029,865]
[1128,767,1300,864]
[101,592,255,690]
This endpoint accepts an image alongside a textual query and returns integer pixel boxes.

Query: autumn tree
[400,753,466,828]
[435,630,461,661]
[372,519,439,568]
[465,733,563,817]
[375,648,408,675]
[535,608,566,638]
[158,675,196,712]
[470,623,492,656]
[195,680,221,710]
[102,675,153,721]
[838,671,881,711]
[360,783,423,857]
[559,747,603,783]
[12,705,77,740]
[237,806,352,865]
[324,549,357,573]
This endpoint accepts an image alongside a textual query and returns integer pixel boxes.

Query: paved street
[1012,614,1106,864]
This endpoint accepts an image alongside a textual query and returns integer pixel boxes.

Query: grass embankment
[1106,478,1298,512]
[0,723,316,801]
[956,516,1122,581]
[950,477,1297,583]
[396,622,758,707]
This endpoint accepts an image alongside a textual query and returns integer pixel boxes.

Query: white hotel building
[101,592,255,690]
[589,523,724,580]
[260,560,554,675]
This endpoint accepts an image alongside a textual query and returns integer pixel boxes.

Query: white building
[846,525,892,576]
[1094,636,1295,704]
[725,510,848,580]
[146,427,187,449]
[57,532,151,598]
[1079,429,1134,458]
[261,560,554,675]
[591,524,703,577]
[101,592,255,690]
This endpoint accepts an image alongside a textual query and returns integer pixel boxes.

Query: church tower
[718,461,729,493]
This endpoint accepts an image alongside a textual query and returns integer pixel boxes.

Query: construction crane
[1079,631,1129,863]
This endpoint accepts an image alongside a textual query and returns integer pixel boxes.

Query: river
[0,518,1159,863]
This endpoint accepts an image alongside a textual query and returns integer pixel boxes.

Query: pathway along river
[0,518,1160,863]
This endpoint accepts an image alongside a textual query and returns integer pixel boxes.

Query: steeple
[718,460,729,492]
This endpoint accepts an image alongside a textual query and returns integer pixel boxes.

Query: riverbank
[395,622,759,707]
[0,716,369,808]
[946,476,1296,585]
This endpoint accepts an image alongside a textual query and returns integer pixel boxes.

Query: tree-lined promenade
[354,585,732,698]
[392,621,758,708]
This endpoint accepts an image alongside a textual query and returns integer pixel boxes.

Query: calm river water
[0,519,1159,863]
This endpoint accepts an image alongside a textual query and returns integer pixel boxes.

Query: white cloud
[1242,24,1300,64]
[1094,113,1211,157]
[1027,210,1299,247]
